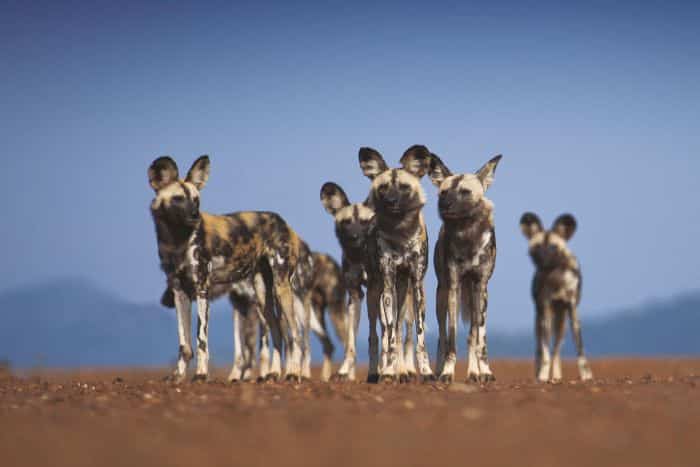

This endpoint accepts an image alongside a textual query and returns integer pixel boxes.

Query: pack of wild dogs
[148,145,593,385]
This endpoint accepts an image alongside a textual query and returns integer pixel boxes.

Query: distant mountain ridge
[0,278,698,368]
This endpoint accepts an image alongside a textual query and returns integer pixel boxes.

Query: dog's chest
[377,234,425,270]
[449,229,494,272]
[538,266,580,302]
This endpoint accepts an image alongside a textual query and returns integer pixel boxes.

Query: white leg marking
[228,308,244,382]
[338,293,359,378]
[173,289,192,382]
[537,306,552,382]
[195,295,210,378]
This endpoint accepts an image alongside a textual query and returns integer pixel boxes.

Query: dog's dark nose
[439,191,455,209]
[384,189,400,205]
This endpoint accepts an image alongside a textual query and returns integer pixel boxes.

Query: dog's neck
[443,200,493,245]
[152,209,201,275]
[375,206,424,245]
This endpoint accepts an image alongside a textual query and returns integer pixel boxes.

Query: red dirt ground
[1,359,699,467]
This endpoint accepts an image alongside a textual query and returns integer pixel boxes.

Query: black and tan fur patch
[148,155,304,382]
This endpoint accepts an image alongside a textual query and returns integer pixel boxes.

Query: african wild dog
[148,155,305,383]
[321,179,419,382]
[320,182,374,381]
[428,153,502,383]
[520,213,593,382]
[359,145,435,383]
[309,252,350,382]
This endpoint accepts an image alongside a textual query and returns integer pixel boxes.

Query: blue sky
[2,0,699,332]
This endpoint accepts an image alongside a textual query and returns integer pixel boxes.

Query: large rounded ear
[359,147,389,180]
[185,155,210,190]
[428,152,452,188]
[520,212,543,239]
[475,154,502,191]
[148,156,179,191]
[399,144,431,178]
[552,214,577,241]
[320,182,351,215]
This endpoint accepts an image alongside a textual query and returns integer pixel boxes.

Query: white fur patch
[471,231,492,267]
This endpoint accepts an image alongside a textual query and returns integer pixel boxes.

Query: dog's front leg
[569,305,593,381]
[366,283,381,383]
[551,308,566,382]
[336,286,362,381]
[193,291,211,382]
[439,266,460,383]
[379,259,398,381]
[535,301,553,382]
[468,279,494,383]
[412,278,434,381]
[435,283,448,379]
[172,287,192,384]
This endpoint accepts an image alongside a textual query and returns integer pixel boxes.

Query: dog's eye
[459,188,471,195]
[171,195,185,204]
[399,183,411,192]
[377,184,389,193]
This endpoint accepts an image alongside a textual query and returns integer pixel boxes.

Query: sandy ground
[1,359,699,467]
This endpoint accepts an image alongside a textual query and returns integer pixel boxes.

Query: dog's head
[320,182,375,250]
[148,156,210,227]
[428,153,502,220]
[520,213,577,270]
[359,145,431,216]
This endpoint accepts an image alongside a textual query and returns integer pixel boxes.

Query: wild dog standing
[320,183,374,381]
[148,155,304,382]
[359,146,435,383]
[310,252,350,382]
[428,154,502,383]
[520,213,593,382]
